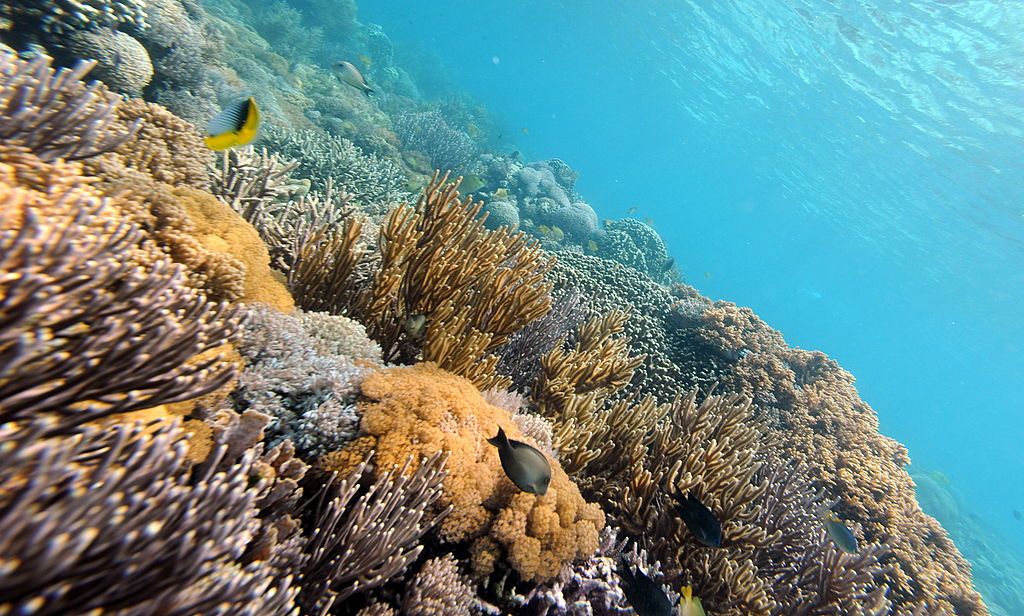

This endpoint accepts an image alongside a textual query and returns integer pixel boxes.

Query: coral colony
[0,0,992,613]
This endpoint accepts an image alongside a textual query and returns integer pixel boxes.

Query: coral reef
[260,126,411,213]
[0,49,135,161]
[320,363,605,583]
[395,109,477,174]
[0,4,992,615]
[234,304,379,457]
[65,27,154,96]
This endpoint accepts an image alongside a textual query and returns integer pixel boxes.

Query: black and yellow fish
[204,97,261,151]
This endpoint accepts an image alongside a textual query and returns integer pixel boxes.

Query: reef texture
[0,4,992,615]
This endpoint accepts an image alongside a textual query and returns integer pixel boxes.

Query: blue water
[360,0,1024,557]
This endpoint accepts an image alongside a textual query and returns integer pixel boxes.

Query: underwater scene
[0,0,1021,614]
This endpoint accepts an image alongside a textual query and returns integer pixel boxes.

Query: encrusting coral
[319,363,605,583]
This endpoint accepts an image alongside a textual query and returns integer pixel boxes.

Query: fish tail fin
[682,585,693,601]
[487,426,509,448]
[363,85,375,96]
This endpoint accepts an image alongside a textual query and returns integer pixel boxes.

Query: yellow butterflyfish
[204,97,261,151]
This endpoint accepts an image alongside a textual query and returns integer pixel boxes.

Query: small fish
[661,257,675,273]
[332,60,374,95]
[823,511,859,553]
[357,53,373,68]
[626,205,639,215]
[617,558,674,616]
[678,585,706,616]
[670,491,723,547]
[487,426,551,495]
[204,97,261,151]
[403,314,426,339]
[521,127,530,135]
[1013,509,1022,521]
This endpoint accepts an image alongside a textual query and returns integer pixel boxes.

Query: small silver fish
[488,427,551,495]
[824,512,859,553]
[332,60,374,95]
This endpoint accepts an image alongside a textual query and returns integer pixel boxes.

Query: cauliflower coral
[320,363,605,582]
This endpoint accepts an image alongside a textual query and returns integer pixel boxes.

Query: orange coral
[319,363,604,582]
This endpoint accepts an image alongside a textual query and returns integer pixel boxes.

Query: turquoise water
[359,0,1024,558]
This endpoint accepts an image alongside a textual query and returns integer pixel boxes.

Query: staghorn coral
[0,421,299,615]
[64,27,154,96]
[210,146,303,227]
[402,554,478,616]
[0,48,135,161]
[234,304,379,458]
[299,451,449,612]
[395,109,477,173]
[259,126,411,212]
[0,165,238,434]
[291,172,555,390]
[320,363,605,583]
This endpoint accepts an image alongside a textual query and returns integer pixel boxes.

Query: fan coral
[320,363,605,583]
[65,27,154,96]
[395,109,477,173]
[234,304,379,458]
[0,49,135,161]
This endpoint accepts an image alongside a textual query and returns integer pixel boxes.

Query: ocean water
[360,0,1024,579]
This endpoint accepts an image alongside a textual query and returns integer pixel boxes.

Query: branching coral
[299,451,449,612]
[395,109,477,173]
[290,172,555,390]
[0,422,298,615]
[233,304,379,458]
[0,170,238,434]
[260,126,410,212]
[0,49,135,161]
[497,288,587,394]
[319,363,605,583]
[402,554,478,616]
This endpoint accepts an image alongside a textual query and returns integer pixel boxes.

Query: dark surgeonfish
[487,427,551,495]
[670,491,723,547]
[617,557,674,616]
[332,60,374,95]
[1013,509,1022,521]
[823,511,859,553]
[204,97,261,151]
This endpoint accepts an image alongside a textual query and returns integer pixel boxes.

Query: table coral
[319,363,605,583]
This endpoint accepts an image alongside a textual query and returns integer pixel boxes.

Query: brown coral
[319,363,604,583]
[289,172,555,389]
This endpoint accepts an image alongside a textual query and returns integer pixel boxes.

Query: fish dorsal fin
[207,98,252,136]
